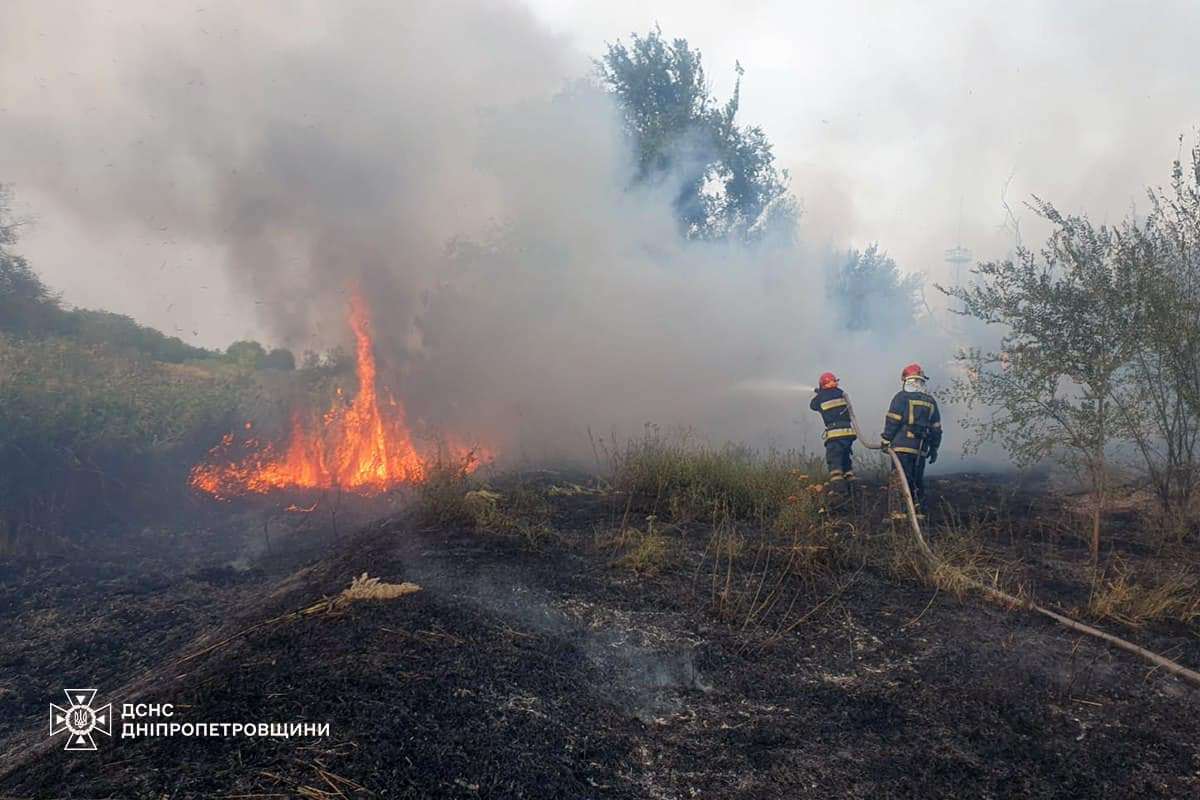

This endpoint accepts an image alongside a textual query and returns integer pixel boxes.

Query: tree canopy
[936,171,1200,562]
[825,244,922,333]
[597,28,796,241]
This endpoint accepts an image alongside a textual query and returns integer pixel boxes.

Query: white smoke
[0,0,1102,464]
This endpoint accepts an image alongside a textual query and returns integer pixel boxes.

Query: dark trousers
[824,438,854,483]
[896,451,927,510]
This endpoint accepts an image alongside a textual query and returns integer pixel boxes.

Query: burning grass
[191,294,490,500]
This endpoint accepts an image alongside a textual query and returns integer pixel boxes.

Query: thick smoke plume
[0,1,957,461]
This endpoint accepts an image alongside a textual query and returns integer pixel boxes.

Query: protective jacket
[882,390,942,456]
[810,387,856,440]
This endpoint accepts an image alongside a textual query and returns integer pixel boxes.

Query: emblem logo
[49,689,113,751]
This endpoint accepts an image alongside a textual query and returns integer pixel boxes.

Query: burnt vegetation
[2,440,1198,798]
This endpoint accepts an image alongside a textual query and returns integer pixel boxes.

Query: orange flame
[191,295,484,499]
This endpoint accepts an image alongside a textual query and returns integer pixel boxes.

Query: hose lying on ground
[841,392,1200,689]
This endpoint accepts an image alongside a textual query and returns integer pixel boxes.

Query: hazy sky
[3,1,1196,350]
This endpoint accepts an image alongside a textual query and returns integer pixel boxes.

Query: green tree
[0,184,60,334]
[597,28,796,241]
[1112,143,1200,525]
[826,244,921,333]
[225,339,267,368]
[261,347,296,370]
[940,200,1149,565]
[64,308,212,362]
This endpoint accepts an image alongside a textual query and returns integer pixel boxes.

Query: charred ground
[1,470,1198,799]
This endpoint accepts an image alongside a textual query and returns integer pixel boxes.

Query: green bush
[261,348,296,370]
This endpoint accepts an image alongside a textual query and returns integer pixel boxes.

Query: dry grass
[600,424,822,522]
[613,529,677,576]
[891,516,1027,602]
[1088,561,1200,627]
[412,463,554,548]
[413,459,478,527]
[1138,497,1200,548]
[334,572,422,606]
[603,517,680,577]
[465,486,554,548]
[299,573,422,616]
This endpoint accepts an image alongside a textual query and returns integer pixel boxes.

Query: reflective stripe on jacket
[810,387,856,441]
[881,390,942,455]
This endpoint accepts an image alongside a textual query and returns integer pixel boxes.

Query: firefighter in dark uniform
[881,363,942,514]
[810,372,856,488]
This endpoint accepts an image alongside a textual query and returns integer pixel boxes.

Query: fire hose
[839,391,1200,689]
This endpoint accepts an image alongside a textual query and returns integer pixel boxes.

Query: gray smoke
[2,0,1185,463]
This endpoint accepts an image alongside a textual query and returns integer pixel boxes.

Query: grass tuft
[600,516,680,577]
[602,424,822,523]
[414,466,555,549]
[1088,562,1200,626]
[413,458,478,528]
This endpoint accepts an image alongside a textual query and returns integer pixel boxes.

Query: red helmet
[818,371,838,389]
[901,363,927,381]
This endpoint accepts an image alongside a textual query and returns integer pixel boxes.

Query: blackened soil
[1,480,1198,799]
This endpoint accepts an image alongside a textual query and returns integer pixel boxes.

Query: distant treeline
[0,235,298,369]
[0,188,300,550]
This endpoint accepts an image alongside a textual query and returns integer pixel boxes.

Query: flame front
[191,296,481,499]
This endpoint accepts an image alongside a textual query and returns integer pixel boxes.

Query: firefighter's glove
[927,449,938,464]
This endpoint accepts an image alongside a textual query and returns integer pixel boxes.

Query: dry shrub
[772,491,819,535]
[412,457,556,537]
[787,525,865,579]
[504,484,552,517]
[613,531,676,576]
[707,519,865,633]
[1088,562,1200,626]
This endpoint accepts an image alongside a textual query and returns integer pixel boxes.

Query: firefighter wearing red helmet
[881,363,942,514]
[810,372,856,487]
